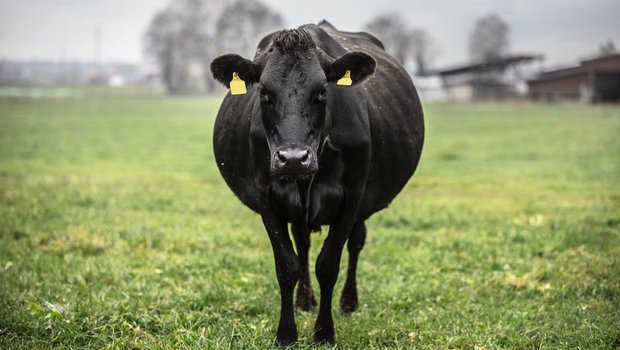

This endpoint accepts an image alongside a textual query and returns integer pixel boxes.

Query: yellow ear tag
[230,72,247,95]
[336,70,352,86]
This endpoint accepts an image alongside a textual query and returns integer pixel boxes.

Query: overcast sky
[1,0,619,69]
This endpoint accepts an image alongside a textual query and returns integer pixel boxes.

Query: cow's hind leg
[292,224,317,311]
[340,221,366,314]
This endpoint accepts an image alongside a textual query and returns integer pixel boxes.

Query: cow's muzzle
[271,145,318,179]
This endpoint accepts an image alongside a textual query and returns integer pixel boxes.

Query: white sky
[1,0,619,68]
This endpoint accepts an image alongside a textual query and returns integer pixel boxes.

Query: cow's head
[211,29,375,179]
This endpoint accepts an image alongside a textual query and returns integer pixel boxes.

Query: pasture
[0,94,619,349]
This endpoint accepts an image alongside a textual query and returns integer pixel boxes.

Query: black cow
[210,20,424,346]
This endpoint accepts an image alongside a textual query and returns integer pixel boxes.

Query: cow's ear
[210,54,260,88]
[326,52,376,86]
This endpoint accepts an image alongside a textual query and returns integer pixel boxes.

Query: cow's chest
[271,177,344,229]
[307,178,344,229]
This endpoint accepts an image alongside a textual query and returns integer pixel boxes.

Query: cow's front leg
[261,210,300,347]
[313,145,369,344]
[313,221,353,344]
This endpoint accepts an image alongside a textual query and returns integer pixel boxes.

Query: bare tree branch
[144,0,282,94]
[469,14,510,63]
[599,40,617,56]
[365,14,439,75]
[215,0,283,59]
[365,14,412,65]
[408,28,439,76]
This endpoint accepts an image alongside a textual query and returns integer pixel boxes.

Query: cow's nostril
[273,148,315,176]
[276,150,287,163]
[300,150,309,163]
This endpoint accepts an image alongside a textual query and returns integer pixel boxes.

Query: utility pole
[93,23,102,82]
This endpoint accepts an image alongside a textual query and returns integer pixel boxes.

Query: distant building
[413,75,446,103]
[527,54,620,103]
[436,55,542,102]
[0,59,145,87]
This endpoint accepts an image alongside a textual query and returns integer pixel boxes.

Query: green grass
[1,96,619,349]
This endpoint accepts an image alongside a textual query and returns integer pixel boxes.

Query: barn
[527,54,620,103]
[436,55,541,102]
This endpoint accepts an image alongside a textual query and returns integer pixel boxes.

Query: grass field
[0,95,619,349]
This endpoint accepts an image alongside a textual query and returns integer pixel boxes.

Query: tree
[408,28,439,76]
[365,14,439,75]
[469,14,510,62]
[599,40,617,56]
[214,0,283,59]
[365,14,412,65]
[144,9,182,94]
[144,0,283,94]
[144,0,213,94]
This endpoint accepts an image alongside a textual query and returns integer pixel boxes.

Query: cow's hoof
[274,334,297,348]
[296,292,317,311]
[339,293,358,315]
[313,327,335,345]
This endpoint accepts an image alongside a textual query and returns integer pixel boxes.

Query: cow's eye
[260,90,271,103]
[315,89,327,103]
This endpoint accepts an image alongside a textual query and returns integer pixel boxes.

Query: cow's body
[211,21,424,346]
[215,22,423,226]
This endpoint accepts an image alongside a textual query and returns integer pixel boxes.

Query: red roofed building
[527,54,620,102]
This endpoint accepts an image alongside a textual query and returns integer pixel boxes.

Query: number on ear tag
[230,72,247,95]
[337,70,352,86]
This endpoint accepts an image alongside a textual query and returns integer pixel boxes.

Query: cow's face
[255,49,328,179]
[211,29,375,179]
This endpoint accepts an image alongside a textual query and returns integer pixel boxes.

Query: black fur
[209,22,424,346]
[326,51,376,85]
[210,54,259,87]
[272,28,317,53]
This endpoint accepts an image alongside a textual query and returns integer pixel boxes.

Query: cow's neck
[270,176,314,226]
